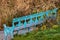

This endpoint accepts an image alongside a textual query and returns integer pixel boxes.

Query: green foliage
[13,25,60,40]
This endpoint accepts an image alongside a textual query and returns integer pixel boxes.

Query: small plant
[41,25,47,30]
[52,25,58,29]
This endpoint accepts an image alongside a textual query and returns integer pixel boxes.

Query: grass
[12,25,60,40]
